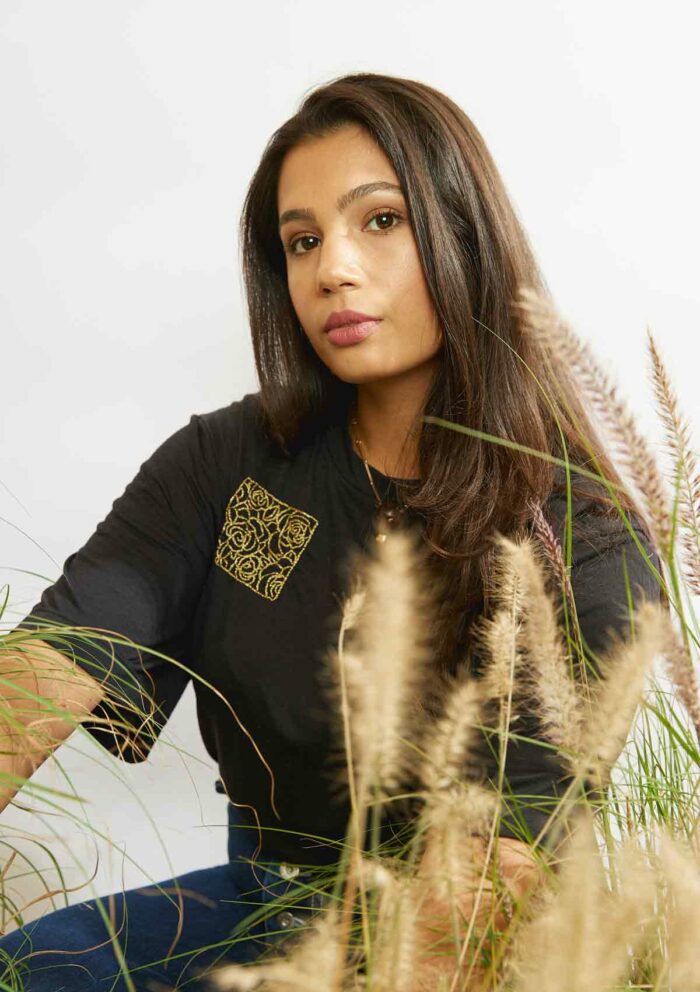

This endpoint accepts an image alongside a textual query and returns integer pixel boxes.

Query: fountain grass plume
[660,610,700,742]
[507,809,656,992]
[646,326,700,588]
[369,871,421,992]
[656,829,700,989]
[200,906,346,991]
[514,286,672,561]
[526,497,579,642]
[575,598,666,787]
[328,524,439,802]
[492,533,584,755]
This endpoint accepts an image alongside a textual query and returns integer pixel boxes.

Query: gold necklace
[349,402,408,544]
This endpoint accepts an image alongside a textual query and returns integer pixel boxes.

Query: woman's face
[277,124,443,391]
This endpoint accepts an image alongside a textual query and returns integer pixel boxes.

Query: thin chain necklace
[348,401,409,543]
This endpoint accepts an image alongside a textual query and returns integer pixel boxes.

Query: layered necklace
[348,401,411,543]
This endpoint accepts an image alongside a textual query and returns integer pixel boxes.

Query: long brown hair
[238,70,658,673]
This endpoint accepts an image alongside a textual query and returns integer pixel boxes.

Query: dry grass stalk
[354,854,396,895]
[492,522,667,787]
[340,527,437,797]
[526,496,579,634]
[417,677,483,794]
[415,786,499,904]
[322,527,439,992]
[330,643,372,796]
[483,531,670,800]
[470,522,524,703]
[202,906,346,991]
[514,286,672,560]
[656,830,700,990]
[507,811,605,992]
[507,811,655,992]
[594,833,657,983]
[339,577,368,636]
[481,522,527,621]
[493,533,583,754]
[413,658,499,900]
[646,326,700,592]
[575,598,666,785]
[660,609,700,741]
[467,527,528,762]
[369,872,421,992]
[472,606,522,706]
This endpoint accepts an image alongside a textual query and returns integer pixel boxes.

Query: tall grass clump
[1,288,698,990]
[203,287,700,992]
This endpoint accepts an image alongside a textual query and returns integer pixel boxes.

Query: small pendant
[386,503,408,527]
[373,503,405,542]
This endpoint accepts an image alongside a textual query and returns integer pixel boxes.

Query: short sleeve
[490,500,663,851]
[14,408,233,763]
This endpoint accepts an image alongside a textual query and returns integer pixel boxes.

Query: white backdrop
[2,0,699,921]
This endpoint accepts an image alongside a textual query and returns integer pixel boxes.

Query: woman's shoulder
[190,390,277,458]
[195,389,264,433]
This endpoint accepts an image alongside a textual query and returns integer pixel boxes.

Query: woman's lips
[326,320,382,346]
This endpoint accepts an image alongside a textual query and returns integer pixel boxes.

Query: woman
[0,71,662,990]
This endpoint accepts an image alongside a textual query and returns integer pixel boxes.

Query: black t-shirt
[16,391,662,864]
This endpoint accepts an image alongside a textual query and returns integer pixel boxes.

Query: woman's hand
[408,835,545,991]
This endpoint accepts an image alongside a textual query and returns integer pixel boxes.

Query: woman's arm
[0,636,105,814]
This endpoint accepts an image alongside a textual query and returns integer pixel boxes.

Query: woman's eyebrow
[278,181,404,230]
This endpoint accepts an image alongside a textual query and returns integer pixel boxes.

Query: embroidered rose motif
[214,477,319,602]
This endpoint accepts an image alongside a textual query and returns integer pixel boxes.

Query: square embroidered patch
[214,476,319,601]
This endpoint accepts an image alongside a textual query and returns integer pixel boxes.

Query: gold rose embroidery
[214,476,319,601]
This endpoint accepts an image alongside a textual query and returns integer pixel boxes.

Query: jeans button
[279,862,300,880]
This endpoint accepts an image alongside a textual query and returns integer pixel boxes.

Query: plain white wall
[2,0,699,921]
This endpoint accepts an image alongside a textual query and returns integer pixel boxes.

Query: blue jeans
[0,798,333,991]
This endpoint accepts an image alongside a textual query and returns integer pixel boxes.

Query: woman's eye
[366,209,402,233]
[284,208,403,256]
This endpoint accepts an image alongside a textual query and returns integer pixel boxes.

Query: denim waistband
[223,797,333,948]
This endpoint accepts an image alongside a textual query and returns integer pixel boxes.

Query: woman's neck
[347,387,425,481]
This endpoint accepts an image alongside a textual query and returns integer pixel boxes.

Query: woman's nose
[315,237,360,291]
